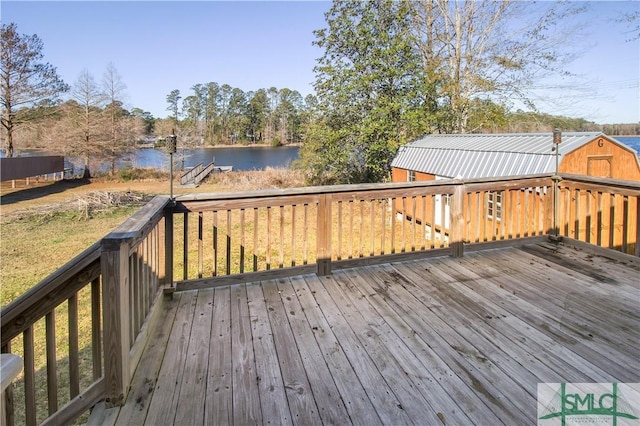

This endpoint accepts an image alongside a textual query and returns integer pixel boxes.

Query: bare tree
[71,69,104,177]
[410,1,586,133]
[0,23,68,156]
[102,62,130,174]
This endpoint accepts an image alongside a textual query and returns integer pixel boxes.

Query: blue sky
[2,1,639,124]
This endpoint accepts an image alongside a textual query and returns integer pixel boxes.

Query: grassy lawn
[0,206,142,425]
[1,207,140,305]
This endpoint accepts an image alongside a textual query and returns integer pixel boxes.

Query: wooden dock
[95,242,640,425]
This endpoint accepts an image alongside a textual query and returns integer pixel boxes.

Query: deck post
[163,207,174,289]
[101,238,131,407]
[317,194,332,276]
[450,181,465,257]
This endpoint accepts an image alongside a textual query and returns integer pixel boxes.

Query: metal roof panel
[391,132,606,179]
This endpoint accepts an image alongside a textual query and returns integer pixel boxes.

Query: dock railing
[1,174,638,425]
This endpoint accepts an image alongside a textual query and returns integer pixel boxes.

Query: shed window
[407,170,416,182]
[487,192,502,220]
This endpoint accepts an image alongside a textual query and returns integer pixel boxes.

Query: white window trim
[487,192,502,221]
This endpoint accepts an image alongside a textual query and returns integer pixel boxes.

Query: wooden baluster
[450,183,465,257]
[253,208,258,271]
[130,253,137,344]
[303,204,309,265]
[141,239,148,321]
[291,205,296,267]
[213,210,218,277]
[563,187,571,237]
[45,311,58,414]
[585,190,592,243]
[596,191,603,247]
[226,210,232,275]
[198,212,203,279]
[316,194,332,276]
[442,194,453,251]
[401,197,406,252]
[183,212,189,280]
[91,278,102,381]
[266,207,271,270]
[622,195,629,253]
[609,193,616,249]
[359,200,364,257]
[380,199,387,254]
[474,192,481,243]
[24,327,35,426]
[487,191,503,241]
[349,201,354,258]
[337,202,342,261]
[421,195,427,250]
[68,294,80,398]
[370,200,376,256]
[411,196,417,251]
[430,194,436,249]
[240,209,246,273]
[279,206,284,269]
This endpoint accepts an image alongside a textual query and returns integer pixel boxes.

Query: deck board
[262,280,322,424]
[230,284,262,424]
[275,278,351,424]
[245,283,292,425]
[112,243,640,425]
[204,286,232,425]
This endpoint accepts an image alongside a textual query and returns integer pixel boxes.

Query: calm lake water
[616,136,640,153]
[125,146,300,172]
[4,146,300,174]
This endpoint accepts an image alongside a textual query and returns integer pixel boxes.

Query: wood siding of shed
[560,137,640,181]
[391,168,435,182]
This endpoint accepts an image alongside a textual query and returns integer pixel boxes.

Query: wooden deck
[96,242,640,425]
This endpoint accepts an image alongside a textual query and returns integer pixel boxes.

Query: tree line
[160,84,319,147]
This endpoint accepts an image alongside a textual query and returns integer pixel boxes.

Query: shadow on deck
[93,242,640,425]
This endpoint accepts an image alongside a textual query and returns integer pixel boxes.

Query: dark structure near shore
[0,155,64,182]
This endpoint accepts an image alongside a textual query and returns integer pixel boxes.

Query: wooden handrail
[1,242,101,346]
[0,195,172,424]
[180,163,203,185]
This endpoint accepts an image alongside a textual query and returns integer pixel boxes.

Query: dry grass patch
[206,167,304,191]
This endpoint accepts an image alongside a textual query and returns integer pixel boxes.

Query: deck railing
[557,174,640,255]
[1,196,170,426]
[1,174,638,425]
[171,174,561,290]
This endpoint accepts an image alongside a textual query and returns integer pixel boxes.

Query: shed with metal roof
[391,132,640,181]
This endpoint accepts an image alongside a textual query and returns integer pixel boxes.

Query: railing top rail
[102,195,170,250]
[559,173,640,192]
[175,173,558,205]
